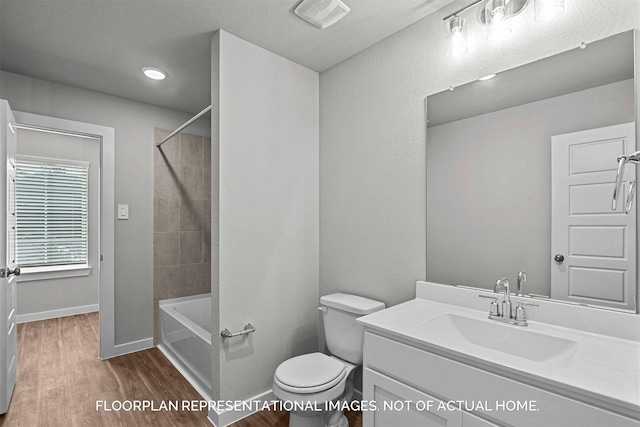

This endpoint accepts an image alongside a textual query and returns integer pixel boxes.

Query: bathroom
[0,0,638,426]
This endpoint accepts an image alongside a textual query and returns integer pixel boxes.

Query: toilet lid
[274,353,346,394]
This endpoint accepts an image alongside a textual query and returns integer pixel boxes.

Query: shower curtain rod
[156,104,212,148]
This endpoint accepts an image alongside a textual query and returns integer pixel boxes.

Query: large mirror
[426,31,637,312]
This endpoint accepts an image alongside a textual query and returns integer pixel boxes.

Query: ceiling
[427,31,635,127]
[0,0,454,115]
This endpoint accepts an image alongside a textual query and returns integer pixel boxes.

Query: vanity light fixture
[478,73,497,81]
[142,67,167,80]
[447,16,469,58]
[443,0,564,57]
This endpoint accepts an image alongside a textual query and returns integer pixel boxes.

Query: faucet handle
[514,302,539,323]
[517,301,539,307]
[479,295,500,317]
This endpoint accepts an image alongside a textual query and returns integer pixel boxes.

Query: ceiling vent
[294,0,350,29]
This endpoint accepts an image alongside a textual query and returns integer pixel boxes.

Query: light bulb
[447,16,468,58]
[488,11,511,41]
[486,0,512,41]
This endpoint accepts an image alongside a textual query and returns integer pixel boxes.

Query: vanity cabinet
[362,332,639,427]
[364,368,497,426]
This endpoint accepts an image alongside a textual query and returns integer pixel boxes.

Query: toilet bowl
[272,293,385,427]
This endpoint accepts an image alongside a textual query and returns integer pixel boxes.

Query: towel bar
[221,323,255,338]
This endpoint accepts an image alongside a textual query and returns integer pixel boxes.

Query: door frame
[13,111,115,359]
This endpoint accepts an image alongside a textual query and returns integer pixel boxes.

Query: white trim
[13,111,116,360]
[18,264,92,282]
[16,303,98,324]
[208,390,276,427]
[17,154,91,169]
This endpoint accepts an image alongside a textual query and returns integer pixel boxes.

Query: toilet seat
[274,353,347,394]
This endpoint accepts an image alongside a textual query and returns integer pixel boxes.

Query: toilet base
[289,411,325,427]
[327,414,348,427]
[288,412,349,427]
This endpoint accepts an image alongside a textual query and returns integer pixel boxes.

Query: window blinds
[16,158,89,267]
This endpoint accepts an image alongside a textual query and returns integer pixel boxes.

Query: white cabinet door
[363,368,463,427]
[551,122,636,310]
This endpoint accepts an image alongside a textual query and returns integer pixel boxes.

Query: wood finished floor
[0,313,209,427]
[0,313,363,427]
[229,408,362,427]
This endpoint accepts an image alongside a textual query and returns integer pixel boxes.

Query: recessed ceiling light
[142,67,167,80]
[478,73,497,81]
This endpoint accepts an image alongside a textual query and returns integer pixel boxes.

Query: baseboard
[16,303,99,324]
[208,390,276,427]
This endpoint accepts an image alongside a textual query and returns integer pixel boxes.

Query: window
[16,156,89,268]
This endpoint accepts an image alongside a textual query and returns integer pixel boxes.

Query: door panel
[569,182,630,215]
[569,267,626,302]
[569,226,625,258]
[551,122,636,310]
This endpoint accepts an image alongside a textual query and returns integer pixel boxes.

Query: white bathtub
[158,294,212,399]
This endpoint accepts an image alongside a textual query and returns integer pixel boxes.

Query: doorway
[13,111,115,358]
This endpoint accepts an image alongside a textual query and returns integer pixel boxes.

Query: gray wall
[319,0,640,308]
[216,30,319,402]
[16,128,100,315]
[0,70,209,345]
[427,79,635,295]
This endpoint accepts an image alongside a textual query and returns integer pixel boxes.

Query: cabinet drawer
[363,368,463,427]
[364,332,639,427]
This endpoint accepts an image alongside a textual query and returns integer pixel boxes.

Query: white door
[0,100,18,414]
[551,123,636,310]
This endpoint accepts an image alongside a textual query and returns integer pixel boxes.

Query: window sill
[18,265,92,282]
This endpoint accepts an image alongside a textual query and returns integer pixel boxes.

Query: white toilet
[272,293,385,427]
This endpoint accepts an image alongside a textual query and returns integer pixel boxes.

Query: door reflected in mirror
[426,31,637,312]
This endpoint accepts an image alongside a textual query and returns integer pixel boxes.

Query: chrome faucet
[478,277,539,326]
[494,278,511,319]
[517,271,526,296]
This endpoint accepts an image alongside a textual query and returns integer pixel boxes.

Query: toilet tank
[320,293,385,364]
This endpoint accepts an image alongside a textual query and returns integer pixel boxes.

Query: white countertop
[357,293,640,416]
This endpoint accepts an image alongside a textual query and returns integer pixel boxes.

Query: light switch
[118,204,129,220]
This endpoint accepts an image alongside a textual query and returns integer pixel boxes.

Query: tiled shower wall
[153,128,211,337]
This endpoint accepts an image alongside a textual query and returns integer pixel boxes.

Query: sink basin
[419,313,578,365]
